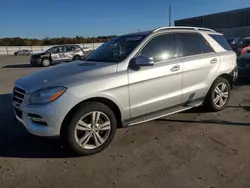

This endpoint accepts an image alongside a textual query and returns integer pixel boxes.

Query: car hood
[31,52,47,57]
[15,61,118,93]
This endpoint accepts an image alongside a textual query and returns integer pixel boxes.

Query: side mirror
[134,55,154,66]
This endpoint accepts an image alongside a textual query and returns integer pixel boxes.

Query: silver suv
[13,27,238,155]
[30,45,85,67]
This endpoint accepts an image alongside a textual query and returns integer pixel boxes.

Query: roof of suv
[153,26,216,33]
[124,26,219,37]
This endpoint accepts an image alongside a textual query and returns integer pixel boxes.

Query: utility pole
[169,5,172,26]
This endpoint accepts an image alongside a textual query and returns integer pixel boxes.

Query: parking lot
[0,56,250,188]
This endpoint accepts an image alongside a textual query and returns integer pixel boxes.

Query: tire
[41,58,51,67]
[73,55,81,61]
[204,77,231,112]
[62,102,117,156]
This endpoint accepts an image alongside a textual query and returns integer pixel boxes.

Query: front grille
[14,108,22,119]
[13,87,25,106]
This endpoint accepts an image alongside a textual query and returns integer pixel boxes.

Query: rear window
[209,34,232,51]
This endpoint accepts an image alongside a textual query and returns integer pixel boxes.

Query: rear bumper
[230,66,238,84]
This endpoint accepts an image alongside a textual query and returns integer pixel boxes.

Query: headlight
[29,87,67,104]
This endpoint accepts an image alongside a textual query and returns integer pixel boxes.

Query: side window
[175,33,214,57]
[57,46,67,53]
[201,37,214,53]
[66,46,74,52]
[140,34,175,62]
[208,34,232,51]
[175,33,202,57]
[243,39,250,47]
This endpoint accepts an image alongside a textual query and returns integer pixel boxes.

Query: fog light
[28,114,47,125]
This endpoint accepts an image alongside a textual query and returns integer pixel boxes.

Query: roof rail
[153,26,215,33]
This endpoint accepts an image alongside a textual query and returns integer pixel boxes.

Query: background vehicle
[14,49,32,56]
[240,37,250,55]
[227,37,243,50]
[13,26,237,156]
[227,37,243,56]
[237,54,250,79]
[30,45,85,67]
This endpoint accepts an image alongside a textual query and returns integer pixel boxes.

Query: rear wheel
[204,77,231,112]
[62,102,117,156]
[73,55,81,61]
[41,58,51,67]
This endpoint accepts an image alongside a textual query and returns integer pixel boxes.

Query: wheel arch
[60,97,122,136]
[205,73,233,102]
[215,73,234,89]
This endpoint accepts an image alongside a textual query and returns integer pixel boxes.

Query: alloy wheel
[213,82,229,108]
[74,111,111,149]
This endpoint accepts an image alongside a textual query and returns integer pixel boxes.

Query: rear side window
[175,33,214,57]
[202,39,214,53]
[140,34,175,62]
[208,34,232,51]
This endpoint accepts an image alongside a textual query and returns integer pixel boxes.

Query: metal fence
[0,43,104,55]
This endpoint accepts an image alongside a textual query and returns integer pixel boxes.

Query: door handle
[210,58,217,64]
[170,65,180,72]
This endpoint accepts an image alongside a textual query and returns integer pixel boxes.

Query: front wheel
[204,77,231,112]
[41,58,51,67]
[62,102,117,156]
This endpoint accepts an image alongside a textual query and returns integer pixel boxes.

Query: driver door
[128,33,183,118]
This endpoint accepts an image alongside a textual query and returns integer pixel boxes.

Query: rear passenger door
[175,32,220,106]
[63,46,75,61]
[51,46,67,63]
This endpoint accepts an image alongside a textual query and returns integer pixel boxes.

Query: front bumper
[13,91,80,137]
[30,58,41,65]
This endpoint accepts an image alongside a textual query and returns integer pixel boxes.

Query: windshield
[86,35,146,62]
[46,47,56,53]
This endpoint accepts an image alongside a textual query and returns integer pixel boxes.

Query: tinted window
[202,38,214,53]
[55,46,67,53]
[140,34,175,62]
[66,46,74,52]
[242,39,250,47]
[208,34,232,51]
[175,33,214,57]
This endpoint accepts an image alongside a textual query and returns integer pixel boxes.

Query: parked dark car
[14,49,32,56]
[237,54,250,79]
[227,38,243,56]
[240,37,250,55]
[30,45,85,67]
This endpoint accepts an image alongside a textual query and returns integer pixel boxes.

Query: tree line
[0,35,116,46]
